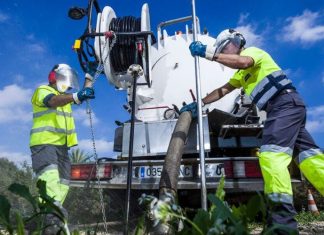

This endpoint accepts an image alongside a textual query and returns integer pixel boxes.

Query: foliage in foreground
[137,177,298,235]
[296,210,324,225]
[0,181,70,235]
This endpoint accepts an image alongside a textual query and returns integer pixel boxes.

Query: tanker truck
[68,0,304,226]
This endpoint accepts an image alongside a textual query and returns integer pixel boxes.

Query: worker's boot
[266,202,299,235]
[42,203,69,235]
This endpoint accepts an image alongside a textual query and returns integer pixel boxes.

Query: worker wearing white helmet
[29,63,95,233]
[182,29,324,234]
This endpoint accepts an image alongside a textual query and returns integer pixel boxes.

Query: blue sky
[0,0,323,165]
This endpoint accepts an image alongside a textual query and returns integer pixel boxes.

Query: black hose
[109,16,142,73]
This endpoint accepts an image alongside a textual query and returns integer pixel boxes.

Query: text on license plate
[134,165,193,178]
[134,163,224,179]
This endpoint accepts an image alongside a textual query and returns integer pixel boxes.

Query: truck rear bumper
[70,178,303,192]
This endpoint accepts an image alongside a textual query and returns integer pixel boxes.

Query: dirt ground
[249,221,324,235]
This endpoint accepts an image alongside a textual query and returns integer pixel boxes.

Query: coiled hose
[109,16,142,73]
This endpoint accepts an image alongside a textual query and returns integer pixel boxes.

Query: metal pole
[124,46,140,235]
[191,0,207,210]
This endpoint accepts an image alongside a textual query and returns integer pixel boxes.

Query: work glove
[189,41,216,61]
[179,102,198,118]
[73,87,95,104]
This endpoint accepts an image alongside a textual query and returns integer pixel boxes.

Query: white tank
[95,4,240,122]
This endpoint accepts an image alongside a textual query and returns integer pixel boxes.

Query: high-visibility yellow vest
[229,47,292,110]
[30,85,77,147]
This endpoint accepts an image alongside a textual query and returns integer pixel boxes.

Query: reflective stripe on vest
[298,148,323,164]
[250,70,292,110]
[33,109,73,118]
[30,126,76,135]
[30,85,77,147]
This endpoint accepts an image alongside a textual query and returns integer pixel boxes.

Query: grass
[247,211,324,234]
[296,211,324,225]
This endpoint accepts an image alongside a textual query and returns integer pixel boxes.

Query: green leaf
[0,195,11,226]
[36,180,49,201]
[210,176,226,214]
[71,230,80,235]
[208,194,237,223]
[231,204,248,225]
[246,194,263,221]
[192,209,211,234]
[134,214,146,235]
[8,183,37,211]
[15,213,25,235]
[215,176,226,201]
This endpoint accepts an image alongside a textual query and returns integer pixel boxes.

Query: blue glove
[189,41,216,60]
[77,87,95,102]
[179,102,198,118]
[189,41,207,57]
[85,61,98,77]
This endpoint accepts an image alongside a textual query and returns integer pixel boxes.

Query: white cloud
[282,10,324,44]
[235,25,263,47]
[238,13,250,25]
[73,108,99,127]
[27,43,46,54]
[0,84,32,107]
[13,74,25,83]
[0,12,9,23]
[77,138,114,156]
[0,148,31,166]
[26,34,35,41]
[0,84,32,123]
[306,105,324,133]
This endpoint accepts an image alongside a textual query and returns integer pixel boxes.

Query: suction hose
[151,111,192,234]
[159,111,192,196]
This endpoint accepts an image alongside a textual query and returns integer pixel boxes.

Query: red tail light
[71,164,112,180]
[224,161,234,178]
[244,161,262,178]
[223,160,262,178]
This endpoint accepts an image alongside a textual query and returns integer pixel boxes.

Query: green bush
[0,181,70,235]
[137,177,298,235]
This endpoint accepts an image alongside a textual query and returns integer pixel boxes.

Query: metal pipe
[83,31,155,38]
[157,15,192,32]
[124,45,141,235]
[157,16,200,39]
[191,0,207,210]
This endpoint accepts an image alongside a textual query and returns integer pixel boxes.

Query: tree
[0,158,37,218]
[69,148,92,163]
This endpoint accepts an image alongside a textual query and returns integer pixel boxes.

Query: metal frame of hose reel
[70,0,156,88]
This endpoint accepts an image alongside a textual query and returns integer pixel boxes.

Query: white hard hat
[214,29,246,54]
[48,64,80,93]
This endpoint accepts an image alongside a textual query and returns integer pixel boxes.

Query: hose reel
[93,4,155,89]
[72,3,155,89]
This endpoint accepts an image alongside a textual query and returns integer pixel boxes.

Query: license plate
[206,163,225,177]
[134,165,193,178]
[199,163,225,178]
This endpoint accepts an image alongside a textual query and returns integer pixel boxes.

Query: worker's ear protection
[48,64,59,84]
[229,29,246,48]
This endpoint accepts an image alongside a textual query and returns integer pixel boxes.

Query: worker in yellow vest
[183,29,324,234]
[30,63,95,232]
